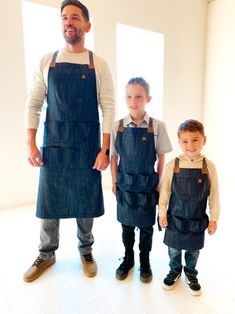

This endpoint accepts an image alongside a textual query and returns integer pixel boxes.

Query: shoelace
[32,257,45,267]
[83,253,94,263]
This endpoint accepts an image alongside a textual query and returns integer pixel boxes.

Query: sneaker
[115,254,134,280]
[81,253,97,277]
[163,270,181,290]
[140,260,152,283]
[23,253,56,282]
[185,273,201,296]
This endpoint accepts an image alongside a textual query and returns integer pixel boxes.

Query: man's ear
[85,22,91,33]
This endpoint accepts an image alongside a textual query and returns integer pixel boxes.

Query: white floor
[0,182,234,314]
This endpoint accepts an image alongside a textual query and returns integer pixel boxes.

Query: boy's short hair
[177,119,205,137]
[127,77,150,96]
[61,0,90,21]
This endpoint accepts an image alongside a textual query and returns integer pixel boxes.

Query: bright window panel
[116,23,164,119]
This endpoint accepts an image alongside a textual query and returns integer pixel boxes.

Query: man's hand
[92,150,110,171]
[27,143,43,167]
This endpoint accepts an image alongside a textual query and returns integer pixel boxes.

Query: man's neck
[65,43,87,53]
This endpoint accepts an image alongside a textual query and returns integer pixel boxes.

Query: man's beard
[63,28,84,45]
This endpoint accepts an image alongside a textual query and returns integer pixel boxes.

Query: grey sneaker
[81,253,97,277]
[23,254,56,282]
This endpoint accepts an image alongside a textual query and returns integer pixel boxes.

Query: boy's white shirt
[158,153,220,221]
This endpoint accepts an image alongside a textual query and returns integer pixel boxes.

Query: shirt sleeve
[208,161,220,221]
[95,58,116,134]
[158,160,174,216]
[24,54,50,129]
[154,121,173,155]
[110,121,118,156]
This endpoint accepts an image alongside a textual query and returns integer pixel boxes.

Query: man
[23,0,115,282]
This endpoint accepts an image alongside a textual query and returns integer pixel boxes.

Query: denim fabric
[168,246,199,276]
[115,119,158,227]
[36,51,104,219]
[39,218,94,258]
[164,159,209,251]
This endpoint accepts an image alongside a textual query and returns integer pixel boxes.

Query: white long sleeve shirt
[25,48,115,134]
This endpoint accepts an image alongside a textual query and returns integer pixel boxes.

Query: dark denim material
[36,51,104,219]
[164,158,210,251]
[168,246,199,276]
[115,119,159,227]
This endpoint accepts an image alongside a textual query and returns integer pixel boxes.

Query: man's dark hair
[177,119,205,137]
[61,0,90,21]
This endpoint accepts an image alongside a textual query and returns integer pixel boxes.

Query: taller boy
[111,77,172,282]
[24,0,115,282]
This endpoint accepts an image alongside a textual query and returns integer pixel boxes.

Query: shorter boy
[159,119,220,295]
[110,77,172,283]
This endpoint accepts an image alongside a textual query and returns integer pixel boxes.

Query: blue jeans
[38,218,94,260]
[168,246,200,276]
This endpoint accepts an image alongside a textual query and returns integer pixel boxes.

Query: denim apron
[36,50,104,219]
[164,157,210,251]
[115,118,159,228]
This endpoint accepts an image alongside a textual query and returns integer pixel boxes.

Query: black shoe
[185,273,201,296]
[115,254,134,280]
[140,260,152,283]
[163,270,181,290]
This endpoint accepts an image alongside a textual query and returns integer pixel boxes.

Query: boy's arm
[157,154,165,184]
[158,161,174,227]
[111,155,118,194]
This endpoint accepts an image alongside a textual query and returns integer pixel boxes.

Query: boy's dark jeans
[168,246,200,276]
[121,224,153,257]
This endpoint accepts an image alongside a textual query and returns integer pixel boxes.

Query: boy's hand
[112,184,116,195]
[208,221,217,235]
[159,216,168,229]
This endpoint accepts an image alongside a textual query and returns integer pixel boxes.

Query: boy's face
[178,131,206,158]
[125,84,151,119]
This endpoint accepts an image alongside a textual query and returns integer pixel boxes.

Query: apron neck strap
[50,50,59,68]
[88,50,95,69]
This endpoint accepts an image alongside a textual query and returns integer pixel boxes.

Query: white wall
[0,0,207,209]
[203,0,235,180]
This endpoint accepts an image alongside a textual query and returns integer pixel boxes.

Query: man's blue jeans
[38,218,94,260]
[168,246,200,276]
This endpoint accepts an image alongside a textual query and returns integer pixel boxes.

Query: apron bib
[164,158,210,251]
[115,118,159,227]
[36,51,104,219]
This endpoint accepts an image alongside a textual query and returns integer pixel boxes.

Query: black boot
[139,254,152,283]
[115,252,134,280]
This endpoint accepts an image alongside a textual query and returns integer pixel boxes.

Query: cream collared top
[110,113,172,156]
[158,154,220,221]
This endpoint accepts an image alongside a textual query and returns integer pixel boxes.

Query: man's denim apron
[115,118,159,228]
[36,50,104,219]
[164,157,210,251]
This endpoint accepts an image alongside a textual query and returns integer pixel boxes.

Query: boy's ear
[203,136,207,145]
[147,96,152,103]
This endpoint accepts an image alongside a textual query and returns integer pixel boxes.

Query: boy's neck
[131,112,146,123]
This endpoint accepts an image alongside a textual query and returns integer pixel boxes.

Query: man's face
[61,5,91,45]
